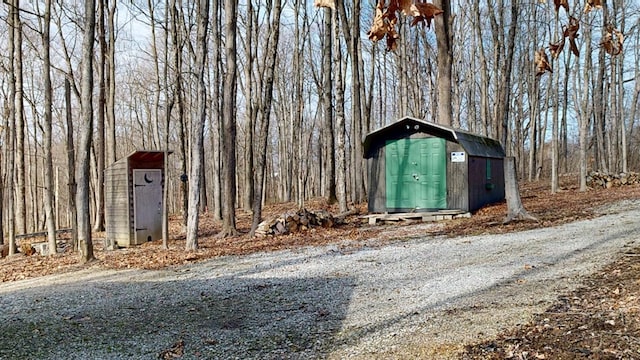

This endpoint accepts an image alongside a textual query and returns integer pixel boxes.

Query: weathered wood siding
[446,142,469,211]
[367,145,386,213]
[105,160,132,246]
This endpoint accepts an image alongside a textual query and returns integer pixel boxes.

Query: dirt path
[1,201,638,359]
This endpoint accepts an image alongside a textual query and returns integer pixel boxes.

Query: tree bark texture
[77,0,97,263]
[503,157,538,224]
[185,0,210,250]
[42,0,57,254]
[13,0,26,234]
[250,0,282,236]
[219,0,239,237]
[433,0,453,126]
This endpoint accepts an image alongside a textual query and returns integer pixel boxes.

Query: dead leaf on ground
[158,339,184,359]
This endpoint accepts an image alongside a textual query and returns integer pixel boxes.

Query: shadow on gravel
[331,219,640,353]
[0,274,354,359]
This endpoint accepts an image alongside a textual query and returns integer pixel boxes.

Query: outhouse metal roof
[106,150,174,170]
[363,116,505,159]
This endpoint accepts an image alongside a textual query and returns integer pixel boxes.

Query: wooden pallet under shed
[361,209,471,225]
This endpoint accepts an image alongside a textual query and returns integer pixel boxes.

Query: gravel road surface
[1,201,639,359]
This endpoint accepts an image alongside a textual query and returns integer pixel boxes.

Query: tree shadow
[0,272,355,359]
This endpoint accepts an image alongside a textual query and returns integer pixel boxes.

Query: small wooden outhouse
[363,117,505,214]
[105,150,168,247]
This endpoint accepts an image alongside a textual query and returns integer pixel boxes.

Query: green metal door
[385,138,447,210]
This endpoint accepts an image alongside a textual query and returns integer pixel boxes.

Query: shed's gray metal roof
[363,116,505,158]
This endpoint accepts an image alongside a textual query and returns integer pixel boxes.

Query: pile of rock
[586,171,640,188]
[255,208,337,237]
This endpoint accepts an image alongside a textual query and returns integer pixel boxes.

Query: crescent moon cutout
[144,174,153,183]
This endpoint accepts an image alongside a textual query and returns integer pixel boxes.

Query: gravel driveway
[1,201,639,359]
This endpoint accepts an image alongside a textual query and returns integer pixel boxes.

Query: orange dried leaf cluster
[313,0,335,10]
[553,0,569,13]
[602,26,624,56]
[584,0,603,13]
[548,38,565,59]
[563,16,580,56]
[367,0,443,51]
[548,16,580,59]
[535,48,552,76]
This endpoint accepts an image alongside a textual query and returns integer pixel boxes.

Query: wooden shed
[105,150,167,247]
[363,116,505,214]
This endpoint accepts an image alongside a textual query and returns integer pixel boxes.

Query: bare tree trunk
[185,0,210,250]
[527,77,537,181]
[472,0,490,136]
[433,0,452,126]
[106,0,116,165]
[614,1,626,173]
[219,0,239,237]
[94,0,106,232]
[41,0,57,254]
[496,0,518,150]
[5,0,18,254]
[13,0,26,235]
[173,3,188,232]
[550,16,560,193]
[77,0,97,263]
[333,6,347,213]
[321,8,336,203]
[148,0,162,150]
[504,157,537,224]
[594,6,609,173]
[210,0,223,221]
[293,0,303,208]
[337,0,364,204]
[249,0,282,236]
[160,0,174,250]
[65,78,78,250]
[242,0,255,211]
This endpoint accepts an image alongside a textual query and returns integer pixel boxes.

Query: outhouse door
[133,169,163,244]
[385,138,447,210]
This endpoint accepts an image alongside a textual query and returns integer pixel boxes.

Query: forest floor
[1,175,640,358]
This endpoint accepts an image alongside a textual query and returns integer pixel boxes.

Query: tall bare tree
[5,0,19,254]
[332,6,347,213]
[106,0,116,165]
[241,0,255,212]
[219,0,239,237]
[433,0,452,126]
[337,0,365,204]
[249,0,283,236]
[94,0,106,232]
[321,8,336,203]
[39,0,57,254]
[64,77,78,250]
[209,0,223,221]
[185,0,210,250]
[12,0,26,235]
[77,0,97,262]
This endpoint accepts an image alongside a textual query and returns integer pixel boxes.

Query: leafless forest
[0,0,639,259]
